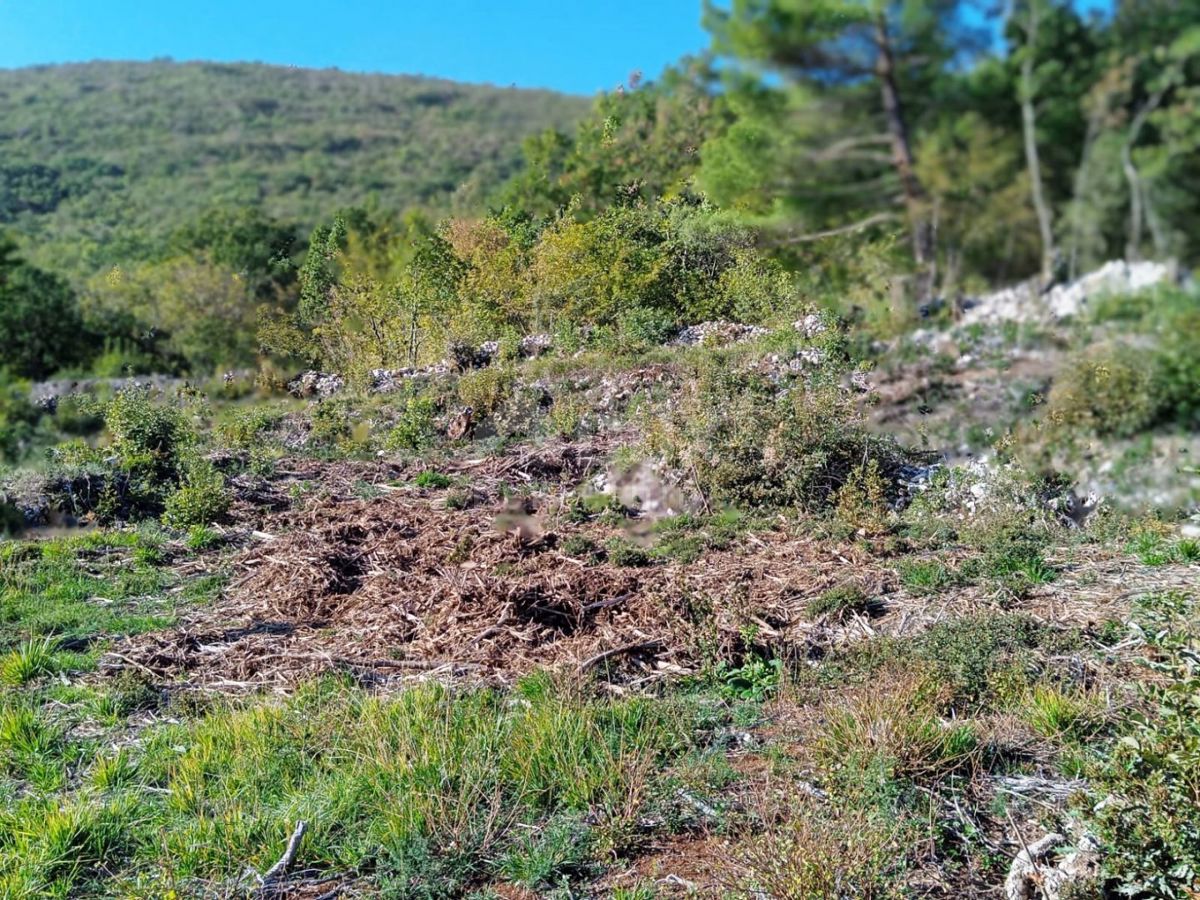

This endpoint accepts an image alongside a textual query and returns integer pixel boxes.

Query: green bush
[1087,639,1200,897]
[162,463,230,529]
[104,389,193,482]
[457,366,515,418]
[1047,343,1162,438]
[0,236,91,378]
[0,376,41,462]
[653,353,903,513]
[385,395,438,451]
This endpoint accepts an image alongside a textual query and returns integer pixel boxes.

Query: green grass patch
[0,675,734,897]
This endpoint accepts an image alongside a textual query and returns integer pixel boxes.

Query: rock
[288,371,344,399]
[1004,832,1101,900]
[671,321,768,347]
[961,259,1174,326]
[519,333,553,357]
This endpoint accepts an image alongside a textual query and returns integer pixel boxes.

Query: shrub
[413,470,452,489]
[834,459,892,535]
[162,463,230,529]
[457,366,515,418]
[912,614,1047,709]
[1087,639,1200,897]
[104,389,192,483]
[0,376,41,462]
[1046,344,1162,438]
[218,406,283,450]
[385,395,438,451]
[604,537,652,567]
[653,354,904,513]
[0,237,91,378]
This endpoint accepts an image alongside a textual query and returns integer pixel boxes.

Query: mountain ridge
[0,59,589,277]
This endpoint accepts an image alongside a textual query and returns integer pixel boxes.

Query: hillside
[0,60,588,275]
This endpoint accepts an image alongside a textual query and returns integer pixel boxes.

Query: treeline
[2,0,1199,380]
[501,0,1200,295]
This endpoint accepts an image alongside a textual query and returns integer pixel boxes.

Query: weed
[715,656,782,701]
[813,670,978,790]
[739,796,912,899]
[561,535,600,560]
[414,470,453,489]
[604,537,652,567]
[497,814,593,890]
[0,637,61,686]
[1086,639,1200,897]
[185,523,222,551]
[807,584,876,621]
[897,557,961,594]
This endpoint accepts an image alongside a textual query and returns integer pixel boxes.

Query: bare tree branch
[774,212,901,246]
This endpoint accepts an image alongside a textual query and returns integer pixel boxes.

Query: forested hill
[0,60,588,275]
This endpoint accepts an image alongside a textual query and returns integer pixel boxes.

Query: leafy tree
[704,0,982,279]
[0,235,90,378]
[169,207,299,300]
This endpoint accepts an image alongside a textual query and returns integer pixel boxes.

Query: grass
[0,637,61,686]
[807,584,877,620]
[1130,531,1200,566]
[0,674,734,897]
[0,531,183,662]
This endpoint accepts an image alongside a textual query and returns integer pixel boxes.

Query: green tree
[704,0,978,279]
[0,235,90,378]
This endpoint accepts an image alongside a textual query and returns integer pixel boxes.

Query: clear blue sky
[0,0,711,95]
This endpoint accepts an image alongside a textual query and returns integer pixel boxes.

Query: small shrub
[808,584,876,621]
[912,614,1047,709]
[104,388,192,482]
[652,355,905,513]
[604,537,652,567]
[218,406,282,449]
[835,459,892,535]
[561,535,600,560]
[1087,639,1200,897]
[1046,344,1162,438]
[162,463,230,529]
[458,366,515,418]
[545,395,587,439]
[385,395,438,451]
[414,470,452,489]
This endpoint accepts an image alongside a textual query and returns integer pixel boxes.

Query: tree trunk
[1122,86,1166,262]
[1066,110,1102,281]
[1018,1,1057,283]
[874,16,935,282]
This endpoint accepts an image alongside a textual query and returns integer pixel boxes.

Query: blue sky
[0,0,711,95]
